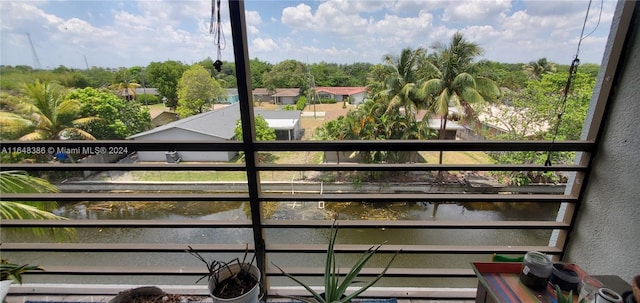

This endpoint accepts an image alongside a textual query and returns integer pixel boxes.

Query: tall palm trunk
[438,113,448,165]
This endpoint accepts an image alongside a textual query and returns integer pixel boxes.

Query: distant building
[315,87,368,104]
[218,88,239,104]
[128,103,302,162]
[150,111,179,128]
[271,88,300,104]
[416,110,465,140]
[252,88,301,104]
[475,104,550,139]
[134,87,159,96]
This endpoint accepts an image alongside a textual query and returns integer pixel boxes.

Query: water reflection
[2,200,560,286]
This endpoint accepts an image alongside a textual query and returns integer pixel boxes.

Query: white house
[271,88,300,105]
[315,87,368,104]
[128,103,302,162]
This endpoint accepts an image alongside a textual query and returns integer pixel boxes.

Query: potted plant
[273,221,399,303]
[186,245,261,303]
[554,284,574,303]
[1,258,44,301]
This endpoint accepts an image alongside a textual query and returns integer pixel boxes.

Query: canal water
[3,200,560,288]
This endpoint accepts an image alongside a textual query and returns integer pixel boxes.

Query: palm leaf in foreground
[0,170,75,240]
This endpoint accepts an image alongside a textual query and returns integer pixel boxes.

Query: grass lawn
[420,151,494,164]
[118,101,493,182]
[124,151,325,182]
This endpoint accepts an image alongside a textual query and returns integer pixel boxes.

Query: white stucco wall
[564,1,640,284]
[351,91,367,104]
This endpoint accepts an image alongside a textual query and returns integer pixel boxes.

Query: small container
[519,251,553,291]
[549,263,580,292]
[595,288,623,303]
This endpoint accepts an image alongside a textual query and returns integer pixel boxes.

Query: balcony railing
[0,139,593,299]
[2,0,635,300]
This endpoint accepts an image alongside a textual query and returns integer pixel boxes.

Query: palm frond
[460,87,485,105]
[19,130,48,141]
[452,73,476,89]
[0,170,59,194]
[61,127,97,140]
[0,171,76,241]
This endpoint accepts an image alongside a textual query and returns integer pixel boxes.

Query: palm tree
[0,170,75,240]
[523,58,557,80]
[110,81,141,101]
[2,80,100,141]
[419,32,500,164]
[378,48,432,120]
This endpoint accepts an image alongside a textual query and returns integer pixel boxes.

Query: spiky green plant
[555,284,574,303]
[0,259,43,284]
[274,221,399,303]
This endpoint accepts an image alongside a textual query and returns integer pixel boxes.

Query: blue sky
[0,0,617,69]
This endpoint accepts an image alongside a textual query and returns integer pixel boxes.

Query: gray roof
[134,87,159,95]
[255,109,300,119]
[128,103,300,140]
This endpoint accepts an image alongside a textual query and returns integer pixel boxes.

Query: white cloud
[441,0,512,22]
[246,11,262,25]
[252,37,278,52]
[281,3,314,30]
[0,0,617,68]
[0,2,64,30]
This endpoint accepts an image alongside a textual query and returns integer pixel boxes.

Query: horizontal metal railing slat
[0,163,587,172]
[1,219,570,229]
[1,243,561,255]
[0,139,595,152]
[28,265,477,278]
[1,192,577,202]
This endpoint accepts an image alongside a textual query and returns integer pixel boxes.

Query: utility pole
[26,33,42,69]
[308,73,318,119]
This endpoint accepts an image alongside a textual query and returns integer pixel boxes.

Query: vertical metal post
[228,0,267,292]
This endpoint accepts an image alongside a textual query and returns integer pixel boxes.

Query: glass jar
[519,251,553,291]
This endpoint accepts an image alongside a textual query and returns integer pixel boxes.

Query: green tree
[0,80,100,141]
[234,114,276,142]
[66,87,151,139]
[523,58,557,80]
[109,81,141,101]
[316,99,435,165]
[0,170,75,240]
[82,66,117,88]
[249,58,272,89]
[342,62,373,86]
[419,32,500,164]
[146,60,188,109]
[474,60,528,91]
[487,71,595,185]
[176,65,225,118]
[309,62,351,87]
[262,60,308,94]
[378,48,430,121]
[126,66,144,84]
[365,64,391,98]
[526,72,594,140]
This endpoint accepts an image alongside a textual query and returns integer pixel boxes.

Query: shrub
[296,96,307,111]
[319,97,337,104]
[137,94,160,105]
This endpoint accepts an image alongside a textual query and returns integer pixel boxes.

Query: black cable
[544,0,601,167]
